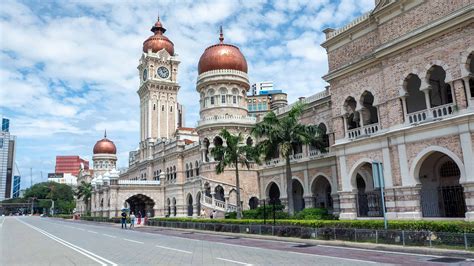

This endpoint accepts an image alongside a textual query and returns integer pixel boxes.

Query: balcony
[347,123,380,140]
[118,180,161,186]
[197,114,256,127]
[407,103,455,125]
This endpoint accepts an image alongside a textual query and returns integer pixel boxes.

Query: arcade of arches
[125,194,155,217]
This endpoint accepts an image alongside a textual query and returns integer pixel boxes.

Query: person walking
[121,211,127,229]
[212,210,217,219]
[129,212,136,229]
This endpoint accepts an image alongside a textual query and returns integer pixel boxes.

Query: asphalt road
[0,216,472,265]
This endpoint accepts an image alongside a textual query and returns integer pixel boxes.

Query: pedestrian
[200,208,205,218]
[121,211,127,229]
[212,210,217,219]
[137,211,142,225]
[210,210,213,219]
[130,212,136,229]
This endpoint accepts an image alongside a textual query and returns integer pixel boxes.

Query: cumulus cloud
[0,0,373,188]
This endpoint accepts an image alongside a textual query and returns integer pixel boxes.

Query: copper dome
[143,17,175,55]
[198,27,247,75]
[93,131,117,154]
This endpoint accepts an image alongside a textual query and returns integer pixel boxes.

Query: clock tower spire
[137,17,183,159]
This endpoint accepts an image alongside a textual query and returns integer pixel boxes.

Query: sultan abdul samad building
[84,0,474,221]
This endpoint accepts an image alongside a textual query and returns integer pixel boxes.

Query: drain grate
[292,244,314,248]
[428,257,465,263]
[182,232,194,235]
[224,237,240,239]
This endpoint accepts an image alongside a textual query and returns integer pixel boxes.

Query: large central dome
[93,131,117,154]
[198,28,247,75]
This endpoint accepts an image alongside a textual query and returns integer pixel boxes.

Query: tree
[252,102,327,215]
[75,181,92,214]
[211,129,260,219]
[23,182,75,214]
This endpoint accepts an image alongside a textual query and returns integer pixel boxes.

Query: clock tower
[138,17,183,151]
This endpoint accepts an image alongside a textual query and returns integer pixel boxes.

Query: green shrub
[293,208,334,220]
[242,204,288,219]
[53,214,73,219]
[147,217,474,233]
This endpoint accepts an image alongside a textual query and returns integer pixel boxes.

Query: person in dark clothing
[121,211,127,229]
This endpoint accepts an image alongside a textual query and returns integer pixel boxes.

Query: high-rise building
[251,81,274,96]
[12,175,20,198]
[55,156,89,176]
[0,117,16,200]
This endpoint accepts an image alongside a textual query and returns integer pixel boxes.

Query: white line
[77,228,86,231]
[123,238,144,244]
[287,251,377,264]
[0,217,5,227]
[155,245,192,254]
[216,257,252,265]
[317,244,445,258]
[103,234,117,238]
[87,230,99,234]
[17,218,117,266]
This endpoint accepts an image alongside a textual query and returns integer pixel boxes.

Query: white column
[211,192,216,208]
[401,96,408,123]
[448,81,456,106]
[166,97,169,139]
[460,131,474,183]
[463,77,473,107]
[339,155,351,192]
[397,143,414,186]
[303,169,310,197]
[421,88,433,119]
[382,146,394,188]
[147,99,152,138]
[342,115,348,138]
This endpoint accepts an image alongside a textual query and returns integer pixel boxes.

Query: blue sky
[0,0,373,189]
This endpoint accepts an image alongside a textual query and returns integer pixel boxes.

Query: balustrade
[347,123,380,140]
[431,103,455,119]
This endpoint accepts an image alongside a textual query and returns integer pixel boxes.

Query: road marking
[155,245,192,254]
[317,245,445,258]
[77,228,86,231]
[0,217,5,227]
[17,218,117,266]
[103,234,117,238]
[123,238,144,244]
[88,230,99,234]
[287,251,377,264]
[216,257,252,265]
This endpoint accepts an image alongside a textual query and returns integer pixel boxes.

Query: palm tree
[75,181,92,215]
[252,102,327,215]
[211,129,260,219]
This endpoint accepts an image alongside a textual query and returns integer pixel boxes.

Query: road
[0,216,471,265]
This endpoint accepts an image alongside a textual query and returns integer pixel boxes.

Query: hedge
[148,217,474,233]
[52,214,73,219]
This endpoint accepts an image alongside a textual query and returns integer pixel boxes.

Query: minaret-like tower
[138,16,182,148]
[196,27,254,162]
[92,130,117,176]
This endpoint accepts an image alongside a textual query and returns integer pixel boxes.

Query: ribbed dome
[198,27,247,75]
[142,17,174,55]
[93,131,117,154]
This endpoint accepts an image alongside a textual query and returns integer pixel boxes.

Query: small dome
[93,131,117,154]
[198,27,247,74]
[103,171,110,181]
[142,17,174,55]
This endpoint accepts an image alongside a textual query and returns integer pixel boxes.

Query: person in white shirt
[129,212,136,229]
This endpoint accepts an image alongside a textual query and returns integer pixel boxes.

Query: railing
[264,158,281,167]
[118,180,161,185]
[347,127,361,139]
[215,199,225,209]
[327,11,371,39]
[309,149,329,157]
[289,153,303,161]
[204,195,212,205]
[146,220,474,251]
[431,103,455,119]
[407,109,428,124]
[347,123,380,139]
[274,89,329,115]
[198,114,256,127]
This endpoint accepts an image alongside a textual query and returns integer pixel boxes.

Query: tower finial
[219,26,224,43]
[104,129,107,138]
[157,11,160,21]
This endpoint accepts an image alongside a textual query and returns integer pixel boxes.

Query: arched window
[343,97,359,129]
[189,163,193,177]
[404,74,426,114]
[203,138,210,162]
[360,91,378,125]
[219,88,228,104]
[467,52,474,98]
[213,136,224,161]
[426,65,453,107]
[173,166,176,179]
[186,164,189,178]
[195,161,199,176]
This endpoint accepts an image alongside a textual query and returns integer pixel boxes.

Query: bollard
[402,230,405,246]
[464,232,468,250]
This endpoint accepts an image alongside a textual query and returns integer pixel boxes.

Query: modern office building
[55,156,89,176]
[251,81,274,96]
[12,175,21,198]
[247,90,288,117]
[0,118,16,201]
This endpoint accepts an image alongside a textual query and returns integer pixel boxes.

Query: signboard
[372,161,384,188]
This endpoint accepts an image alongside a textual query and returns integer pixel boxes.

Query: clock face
[143,68,148,81]
[157,66,170,79]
